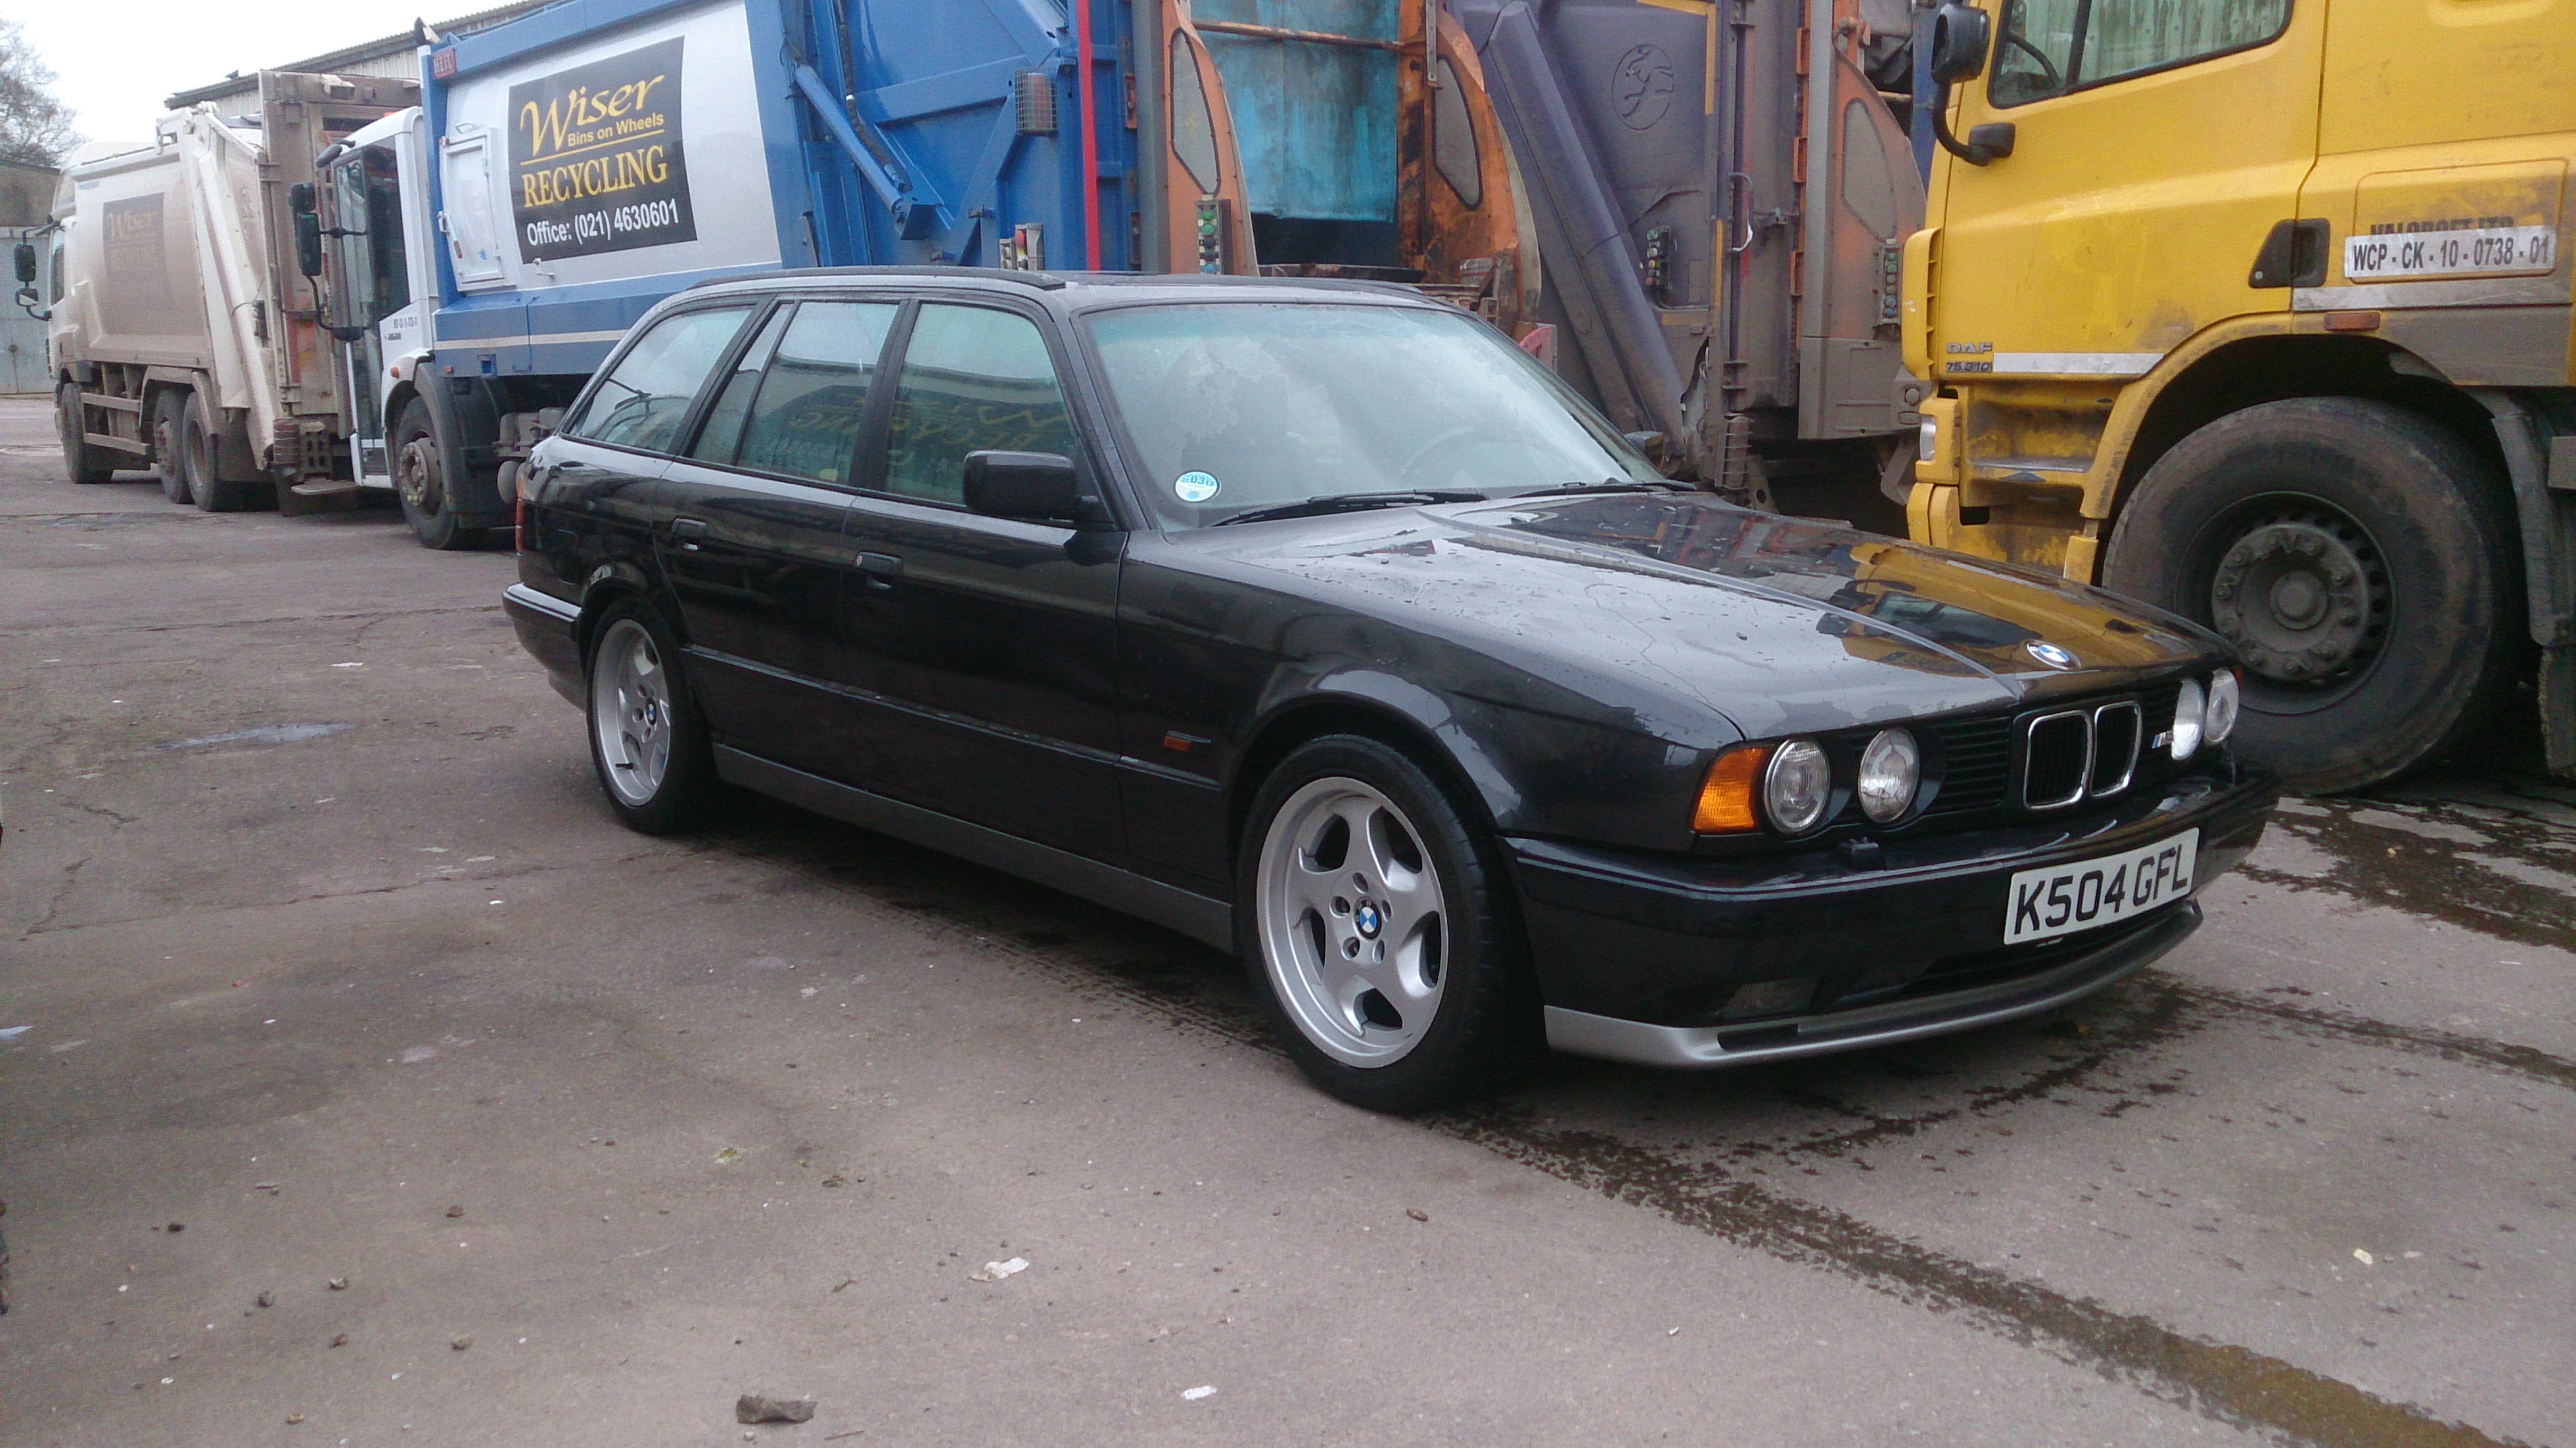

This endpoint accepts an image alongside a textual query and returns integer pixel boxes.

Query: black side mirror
[12,243,35,286]
[1925,3,2014,166]
[963,450,1084,522]
[289,181,317,216]
[1928,2,1992,83]
[295,211,325,279]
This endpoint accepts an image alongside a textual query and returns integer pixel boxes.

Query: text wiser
[516,74,677,226]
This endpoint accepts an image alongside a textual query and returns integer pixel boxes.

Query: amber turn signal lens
[1693,746,1769,833]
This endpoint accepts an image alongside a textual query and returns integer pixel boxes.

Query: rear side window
[1990,0,2289,106]
[881,304,1078,505]
[729,302,901,484]
[564,305,753,453]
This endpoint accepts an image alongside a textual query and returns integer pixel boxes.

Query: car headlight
[2172,678,2205,761]
[1856,728,1920,824]
[2205,669,2240,746]
[1763,738,1833,834]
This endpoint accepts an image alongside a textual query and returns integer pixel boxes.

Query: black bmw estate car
[504,269,2276,1112]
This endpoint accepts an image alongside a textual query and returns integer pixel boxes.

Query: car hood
[1178,491,2217,741]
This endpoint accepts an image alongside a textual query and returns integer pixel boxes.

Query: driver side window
[1990,0,2080,106]
[1991,0,2291,106]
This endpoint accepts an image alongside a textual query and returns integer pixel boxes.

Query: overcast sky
[13,0,442,145]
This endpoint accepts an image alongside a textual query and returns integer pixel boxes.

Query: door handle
[856,551,904,589]
[670,516,708,551]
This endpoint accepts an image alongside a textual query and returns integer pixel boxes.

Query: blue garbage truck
[306,0,1925,546]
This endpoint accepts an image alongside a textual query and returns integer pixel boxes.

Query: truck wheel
[393,398,488,551]
[152,390,191,504]
[183,392,252,512]
[57,382,114,484]
[1238,735,1542,1113]
[586,599,722,834]
[2103,397,2519,794]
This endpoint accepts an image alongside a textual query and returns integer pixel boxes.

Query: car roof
[676,266,1441,315]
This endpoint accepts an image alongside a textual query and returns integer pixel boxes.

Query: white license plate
[2004,829,2199,945]
[2343,225,2555,280]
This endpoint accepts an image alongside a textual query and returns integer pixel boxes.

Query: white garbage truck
[32,72,414,511]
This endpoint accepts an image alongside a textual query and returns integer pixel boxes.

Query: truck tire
[183,392,254,512]
[393,397,487,551]
[152,390,191,504]
[2102,397,2519,794]
[57,382,114,484]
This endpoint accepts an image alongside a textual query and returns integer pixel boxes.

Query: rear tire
[1237,735,1541,1112]
[152,390,191,503]
[184,392,253,512]
[57,382,113,484]
[586,599,722,834]
[394,397,487,550]
[2103,397,2519,794]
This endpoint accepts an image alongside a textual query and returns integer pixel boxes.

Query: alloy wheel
[1255,776,1449,1067]
[591,619,674,807]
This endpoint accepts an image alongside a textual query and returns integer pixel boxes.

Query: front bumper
[1506,765,2275,1069]
[503,583,585,708]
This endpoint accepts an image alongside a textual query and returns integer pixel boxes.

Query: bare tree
[0,20,79,168]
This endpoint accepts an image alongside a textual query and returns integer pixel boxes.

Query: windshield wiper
[1513,478,1697,498]
[1210,489,1486,526]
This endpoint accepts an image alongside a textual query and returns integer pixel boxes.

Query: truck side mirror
[295,212,325,279]
[12,242,34,286]
[289,181,317,216]
[963,450,1084,523]
[1928,3,1992,84]
[1925,3,2013,166]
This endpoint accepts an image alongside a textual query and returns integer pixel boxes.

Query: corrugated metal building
[162,1,553,117]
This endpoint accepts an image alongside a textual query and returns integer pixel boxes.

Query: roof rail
[682,265,1070,293]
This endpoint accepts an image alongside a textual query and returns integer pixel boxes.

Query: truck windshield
[326,145,409,328]
[1082,302,1661,529]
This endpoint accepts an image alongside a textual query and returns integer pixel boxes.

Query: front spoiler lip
[1543,901,2199,1069]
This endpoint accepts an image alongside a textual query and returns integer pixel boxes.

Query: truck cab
[1904,0,2575,790]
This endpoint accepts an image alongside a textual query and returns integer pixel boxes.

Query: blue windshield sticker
[1174,471,1220,503]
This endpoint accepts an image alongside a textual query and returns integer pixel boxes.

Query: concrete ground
[0,392,2567,1448]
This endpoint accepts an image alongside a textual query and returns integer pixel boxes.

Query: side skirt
[712,745,1235,951]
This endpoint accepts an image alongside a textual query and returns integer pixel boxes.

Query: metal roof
[162,0,554,108]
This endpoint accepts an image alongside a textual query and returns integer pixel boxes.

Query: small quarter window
[564,305,753,454]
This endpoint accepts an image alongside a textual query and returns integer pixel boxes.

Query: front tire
[394,397,487,550]
[586,600,722,834]
[57,382,113,484]
[1238,735,1540,1112]
[2103,397,2519,794]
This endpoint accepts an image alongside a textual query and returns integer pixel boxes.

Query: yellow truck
[1899,0,2574,792]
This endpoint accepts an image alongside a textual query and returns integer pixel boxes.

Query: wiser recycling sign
[509,37,697,263]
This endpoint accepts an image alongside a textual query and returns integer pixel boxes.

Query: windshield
[1082,302,1663,527]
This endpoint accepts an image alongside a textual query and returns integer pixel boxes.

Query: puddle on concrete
[2246,792,2576,951]
[158,722,357,751]
[1445,1106,2521,1448]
